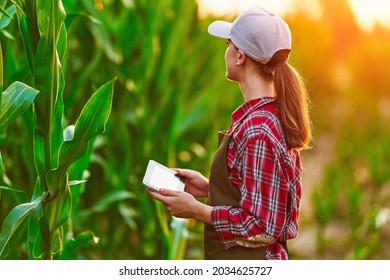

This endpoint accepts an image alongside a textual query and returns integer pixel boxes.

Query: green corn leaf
[60,230,99,259]
[0,192,48,258]
[57,21,67,61]
[44,186,72,235]
[68,230,99,247]
[27,179,45,259]
[81,0,122,64]
[32,132,46,194]
[0,6,9,17]
[73,78,115,141]
[33,0,66,138]
[0,186,23,192]
[43,78,114,237]
[36,0,65,40]
[64,11,101,29]
[80,190,135,217]
[0,81,39,130]
[170,217,188,260]
[118,202,138,231]
[0,4,16,30]
[0,42,3,96]
[68,180,87,186]
[32,0,66,194]
[50,226,64,257]
[46,78,115,192]
[27,210,43,259]
[50,18,67,162]
[16,0,39,75]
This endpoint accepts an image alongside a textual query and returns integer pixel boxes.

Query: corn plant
[61,0,238,260]
[0,2,38,139]
[310,94,390,259]
[0,0,115,259]
[0,1,38,204]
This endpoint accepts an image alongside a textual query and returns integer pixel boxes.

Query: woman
[147,6,312,260]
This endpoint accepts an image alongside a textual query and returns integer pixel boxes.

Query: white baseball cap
[207,6,292,65]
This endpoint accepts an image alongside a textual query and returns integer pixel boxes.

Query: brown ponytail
[273,61,312,150]
[253,56,312,150]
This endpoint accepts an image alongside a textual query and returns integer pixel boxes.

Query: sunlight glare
[349,0,390,31]
[196,0,294,18]
[197,0,390,31]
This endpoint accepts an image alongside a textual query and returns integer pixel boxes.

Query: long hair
[254,54,312,150]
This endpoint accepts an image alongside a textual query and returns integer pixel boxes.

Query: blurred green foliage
[0,0,389,259]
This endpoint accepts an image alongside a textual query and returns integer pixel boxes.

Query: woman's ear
[236,50,246,66]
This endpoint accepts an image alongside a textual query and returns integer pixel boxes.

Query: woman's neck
[239,73,275,102]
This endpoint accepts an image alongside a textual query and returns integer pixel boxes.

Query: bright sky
[349,0,390,31]
[196,0,293,18]
[196,0,390,31]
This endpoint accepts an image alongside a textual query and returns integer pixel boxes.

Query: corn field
[1,0,390,260]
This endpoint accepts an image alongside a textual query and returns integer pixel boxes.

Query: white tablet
[143,160,185,192]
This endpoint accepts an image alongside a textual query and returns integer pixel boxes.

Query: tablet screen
[143,160,185,191]
[149,165,182,189]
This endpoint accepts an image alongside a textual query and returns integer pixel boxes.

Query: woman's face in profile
[224,40,240,82]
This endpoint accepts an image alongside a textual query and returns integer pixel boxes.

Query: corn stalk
[0,0,115,259]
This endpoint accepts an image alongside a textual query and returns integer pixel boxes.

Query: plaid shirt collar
[230,97,275,131]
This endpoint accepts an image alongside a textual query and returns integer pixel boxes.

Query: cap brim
[207,20,232,39]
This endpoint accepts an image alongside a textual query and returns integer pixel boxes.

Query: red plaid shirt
[211,97,302,260]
